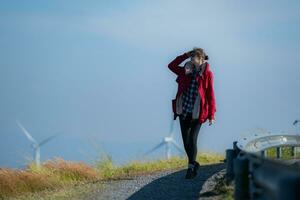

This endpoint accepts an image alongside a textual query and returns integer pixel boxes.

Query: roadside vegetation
[265,146,300,159]
[0,151,224,200]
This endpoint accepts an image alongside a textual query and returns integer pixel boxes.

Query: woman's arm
[167,51,192,75]
[207,71,216,122]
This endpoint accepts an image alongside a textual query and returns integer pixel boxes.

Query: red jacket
[168,52,216,124]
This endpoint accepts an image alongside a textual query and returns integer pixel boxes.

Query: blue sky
[0,0,300,168]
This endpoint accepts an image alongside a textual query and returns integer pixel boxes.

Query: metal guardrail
[226,133,300,200]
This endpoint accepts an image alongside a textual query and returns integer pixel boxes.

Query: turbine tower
[143,117,185,159]
[16,120,60,167]
[294,120,300,134]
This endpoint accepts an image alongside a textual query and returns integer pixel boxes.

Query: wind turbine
[16,120,60,167]
[143,117,185,159]
[293,120,299,126]
[293,120,300,134]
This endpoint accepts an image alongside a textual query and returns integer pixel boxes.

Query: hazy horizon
[1,0,299,168]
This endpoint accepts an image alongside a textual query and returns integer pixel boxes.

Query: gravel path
[85,163,226,200]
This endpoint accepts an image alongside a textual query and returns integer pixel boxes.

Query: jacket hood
[204,62,210,74]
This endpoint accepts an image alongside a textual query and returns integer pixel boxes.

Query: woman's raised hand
[185,50,195,58]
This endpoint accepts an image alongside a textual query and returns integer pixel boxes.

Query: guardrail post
[260,150,267,158]
[234,153,249,200]
[291,146,296,158]
[276,147,282,159]
[233,141,241,155]
[225,141,239,184]
[226,149,235,184]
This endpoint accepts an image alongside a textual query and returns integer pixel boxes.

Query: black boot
[193,160,200,172]
[185,163,197,179]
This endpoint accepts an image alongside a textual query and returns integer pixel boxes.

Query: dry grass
[42,157,99,182]
[0,168,60,199]
[0,152,225,199]
[94,151,225,180]
[0,157,100,199]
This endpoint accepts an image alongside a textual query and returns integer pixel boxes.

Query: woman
[167,47,216,179]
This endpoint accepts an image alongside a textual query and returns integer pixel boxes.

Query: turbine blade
[170,139,185,154]
[293,120,299,126]
[39,133,61,146]
[16,120,37,144]
[143,141,165,156]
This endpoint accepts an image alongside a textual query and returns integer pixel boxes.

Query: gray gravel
[85,163,225,200]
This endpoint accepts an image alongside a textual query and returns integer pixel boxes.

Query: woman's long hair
[192,47,209,60]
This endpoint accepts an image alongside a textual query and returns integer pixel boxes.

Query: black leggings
[179,112,202,164]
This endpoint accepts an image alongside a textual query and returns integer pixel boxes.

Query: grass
[94,151,225,180]
[265,146,300,159]
[0,158,100,200]
[214,174,234,200]
[0,151,225,200]
[9,181,104,200]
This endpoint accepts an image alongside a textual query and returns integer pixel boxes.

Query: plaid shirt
[181,68,199,120]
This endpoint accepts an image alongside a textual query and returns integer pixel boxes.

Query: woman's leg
[179,113,193,163]
[188,120,202,164]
